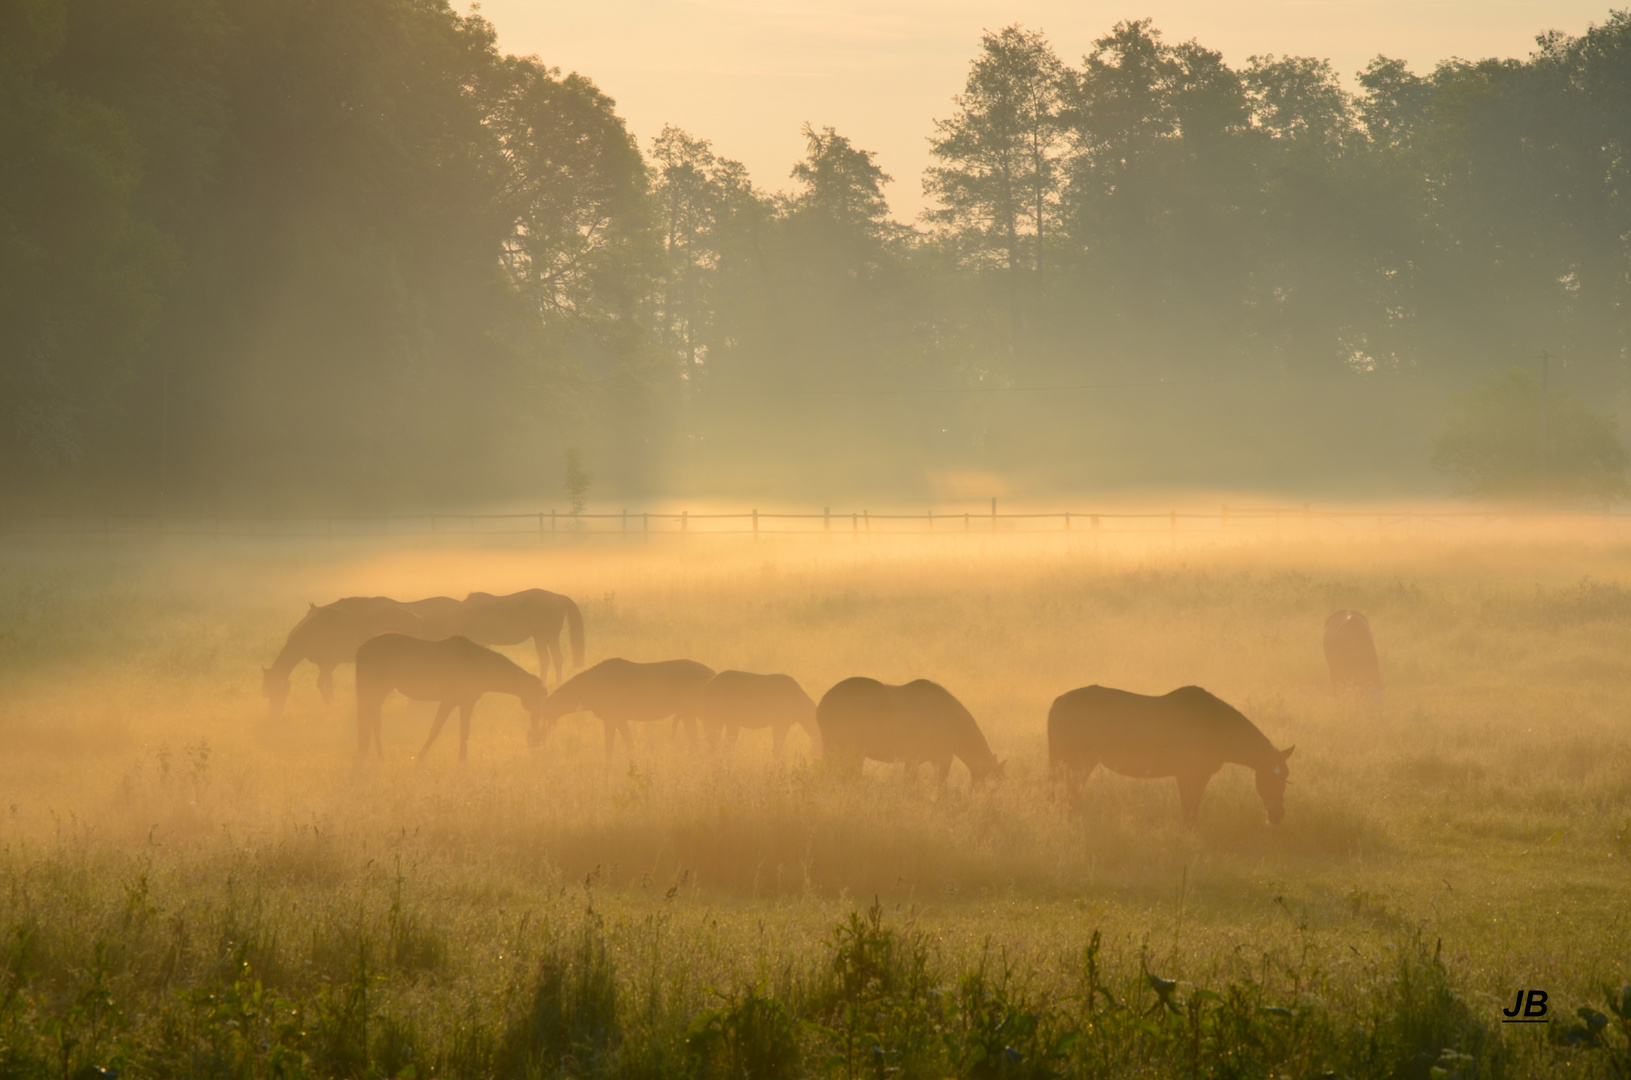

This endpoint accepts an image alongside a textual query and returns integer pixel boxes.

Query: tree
[926,25,1066,340]
[1432,368,1628,505]
[492,59,653,327]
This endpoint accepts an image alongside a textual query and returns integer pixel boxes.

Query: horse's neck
[1223,727,1277,771]
[267,638,304,677]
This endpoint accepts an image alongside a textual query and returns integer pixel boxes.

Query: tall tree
[926,25,1066,341]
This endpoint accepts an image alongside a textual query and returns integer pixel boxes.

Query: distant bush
[1433,369,1628,507]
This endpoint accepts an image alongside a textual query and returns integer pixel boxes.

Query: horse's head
[1256,746,1295,824]
[262,666,290,718]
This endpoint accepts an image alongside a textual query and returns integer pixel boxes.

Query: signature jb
[1503,990,1549,1022]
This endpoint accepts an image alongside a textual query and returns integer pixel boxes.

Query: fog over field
[4,0,1631,1076]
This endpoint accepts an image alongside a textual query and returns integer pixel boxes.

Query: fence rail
[1,505,1626,540]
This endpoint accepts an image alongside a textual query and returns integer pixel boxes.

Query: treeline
[3,1,1629,508]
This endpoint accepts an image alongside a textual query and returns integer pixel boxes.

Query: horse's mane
[1168,686,1274,753]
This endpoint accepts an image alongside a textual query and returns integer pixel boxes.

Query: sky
[474,0,1614,219]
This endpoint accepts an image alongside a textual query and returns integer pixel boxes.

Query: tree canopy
[4,2,1629,508]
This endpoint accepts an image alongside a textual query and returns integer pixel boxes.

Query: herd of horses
[264,591,1386,826]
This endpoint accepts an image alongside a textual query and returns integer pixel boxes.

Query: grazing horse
[1323,610,1382,697]
[262,601,426,717]
[325,595,467,637]
[697,671,821,758]
[459,589,586,687]
[816,677,1003,785]
[529,658,715,757]
[355,634,544,762]
[1047,685,1294,826]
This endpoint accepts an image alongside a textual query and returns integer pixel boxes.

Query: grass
[0,527,1629,1077]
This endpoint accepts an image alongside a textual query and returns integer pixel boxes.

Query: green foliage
[1432,368,1629,505]
[6,3,1631,502]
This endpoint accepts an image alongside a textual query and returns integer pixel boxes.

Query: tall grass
[0,530,1628,1075]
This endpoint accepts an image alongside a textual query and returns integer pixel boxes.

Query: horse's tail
[564,597,585,670]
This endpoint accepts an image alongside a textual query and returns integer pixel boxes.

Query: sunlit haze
[479,0,1609,216]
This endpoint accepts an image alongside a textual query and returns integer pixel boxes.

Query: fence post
[964,512,969,532]
[991,496,997,530]
[539,512,545,541]
[752,508,758,538]
[928,512,934,532]
[682,510,688,534]
[551,509,557,538]
[852,512,858,533]
[622,508,628,536]
[824,506,830,533]
[644,512,649,540]
[1170,510,1176,533]
[1064,512,1070,532]
[864,510,870,532]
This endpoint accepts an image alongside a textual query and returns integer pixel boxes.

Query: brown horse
[1323,610,1382,697]
[355,633,545,762]
[262,601,427,717]
[1047,685,1293,826]
[816,677,1003,785]
[697,671,821,758]
[459,589,586,686]
[529,658,715,757]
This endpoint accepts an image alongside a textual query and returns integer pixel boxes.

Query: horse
[324,594,467,637]
[1047,685,1293,826]
[263,601,427,717]
[459,589,585,687]
[528,658,715,757]
[1323,610,1382,697]
[354,633,545,762]
[816,677,1003,785]
[697,671,821,758]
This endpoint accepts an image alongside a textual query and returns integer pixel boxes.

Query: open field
[0,528,1629,1077]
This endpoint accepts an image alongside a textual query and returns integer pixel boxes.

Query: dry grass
[1,528,1629,1075]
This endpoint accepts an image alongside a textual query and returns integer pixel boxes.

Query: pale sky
[475,0,1614,219]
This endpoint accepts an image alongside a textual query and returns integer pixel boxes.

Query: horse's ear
[1281,745,1295,760]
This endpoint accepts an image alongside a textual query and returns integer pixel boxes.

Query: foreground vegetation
[1,529,1630,1076]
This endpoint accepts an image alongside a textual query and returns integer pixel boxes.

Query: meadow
[0,525,1628,1078]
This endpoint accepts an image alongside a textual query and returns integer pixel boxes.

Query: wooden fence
[1,505,1624,540]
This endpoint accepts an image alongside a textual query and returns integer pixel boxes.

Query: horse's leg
[418,702,455,762]
[1176,772,1211,827]
[545,637,564,689]
[601,717,618,760]
[357,692,383,761]
[1064,761,1093,804]
[936,755,953,785]
[457,701,474,763]
[317,664,336,706]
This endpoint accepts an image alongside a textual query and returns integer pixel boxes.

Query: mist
[5,4,1631,1077]
[6,3,1629,512]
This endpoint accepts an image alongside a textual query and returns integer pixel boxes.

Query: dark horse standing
[263,601,426,717]
[529,658,715,757]
[817,677,1003,785]
[1048,685,1293,825]
[459,590,586,687]
[355,634,545,762]
[697,671,821,758]
[1323,610,1382,697]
